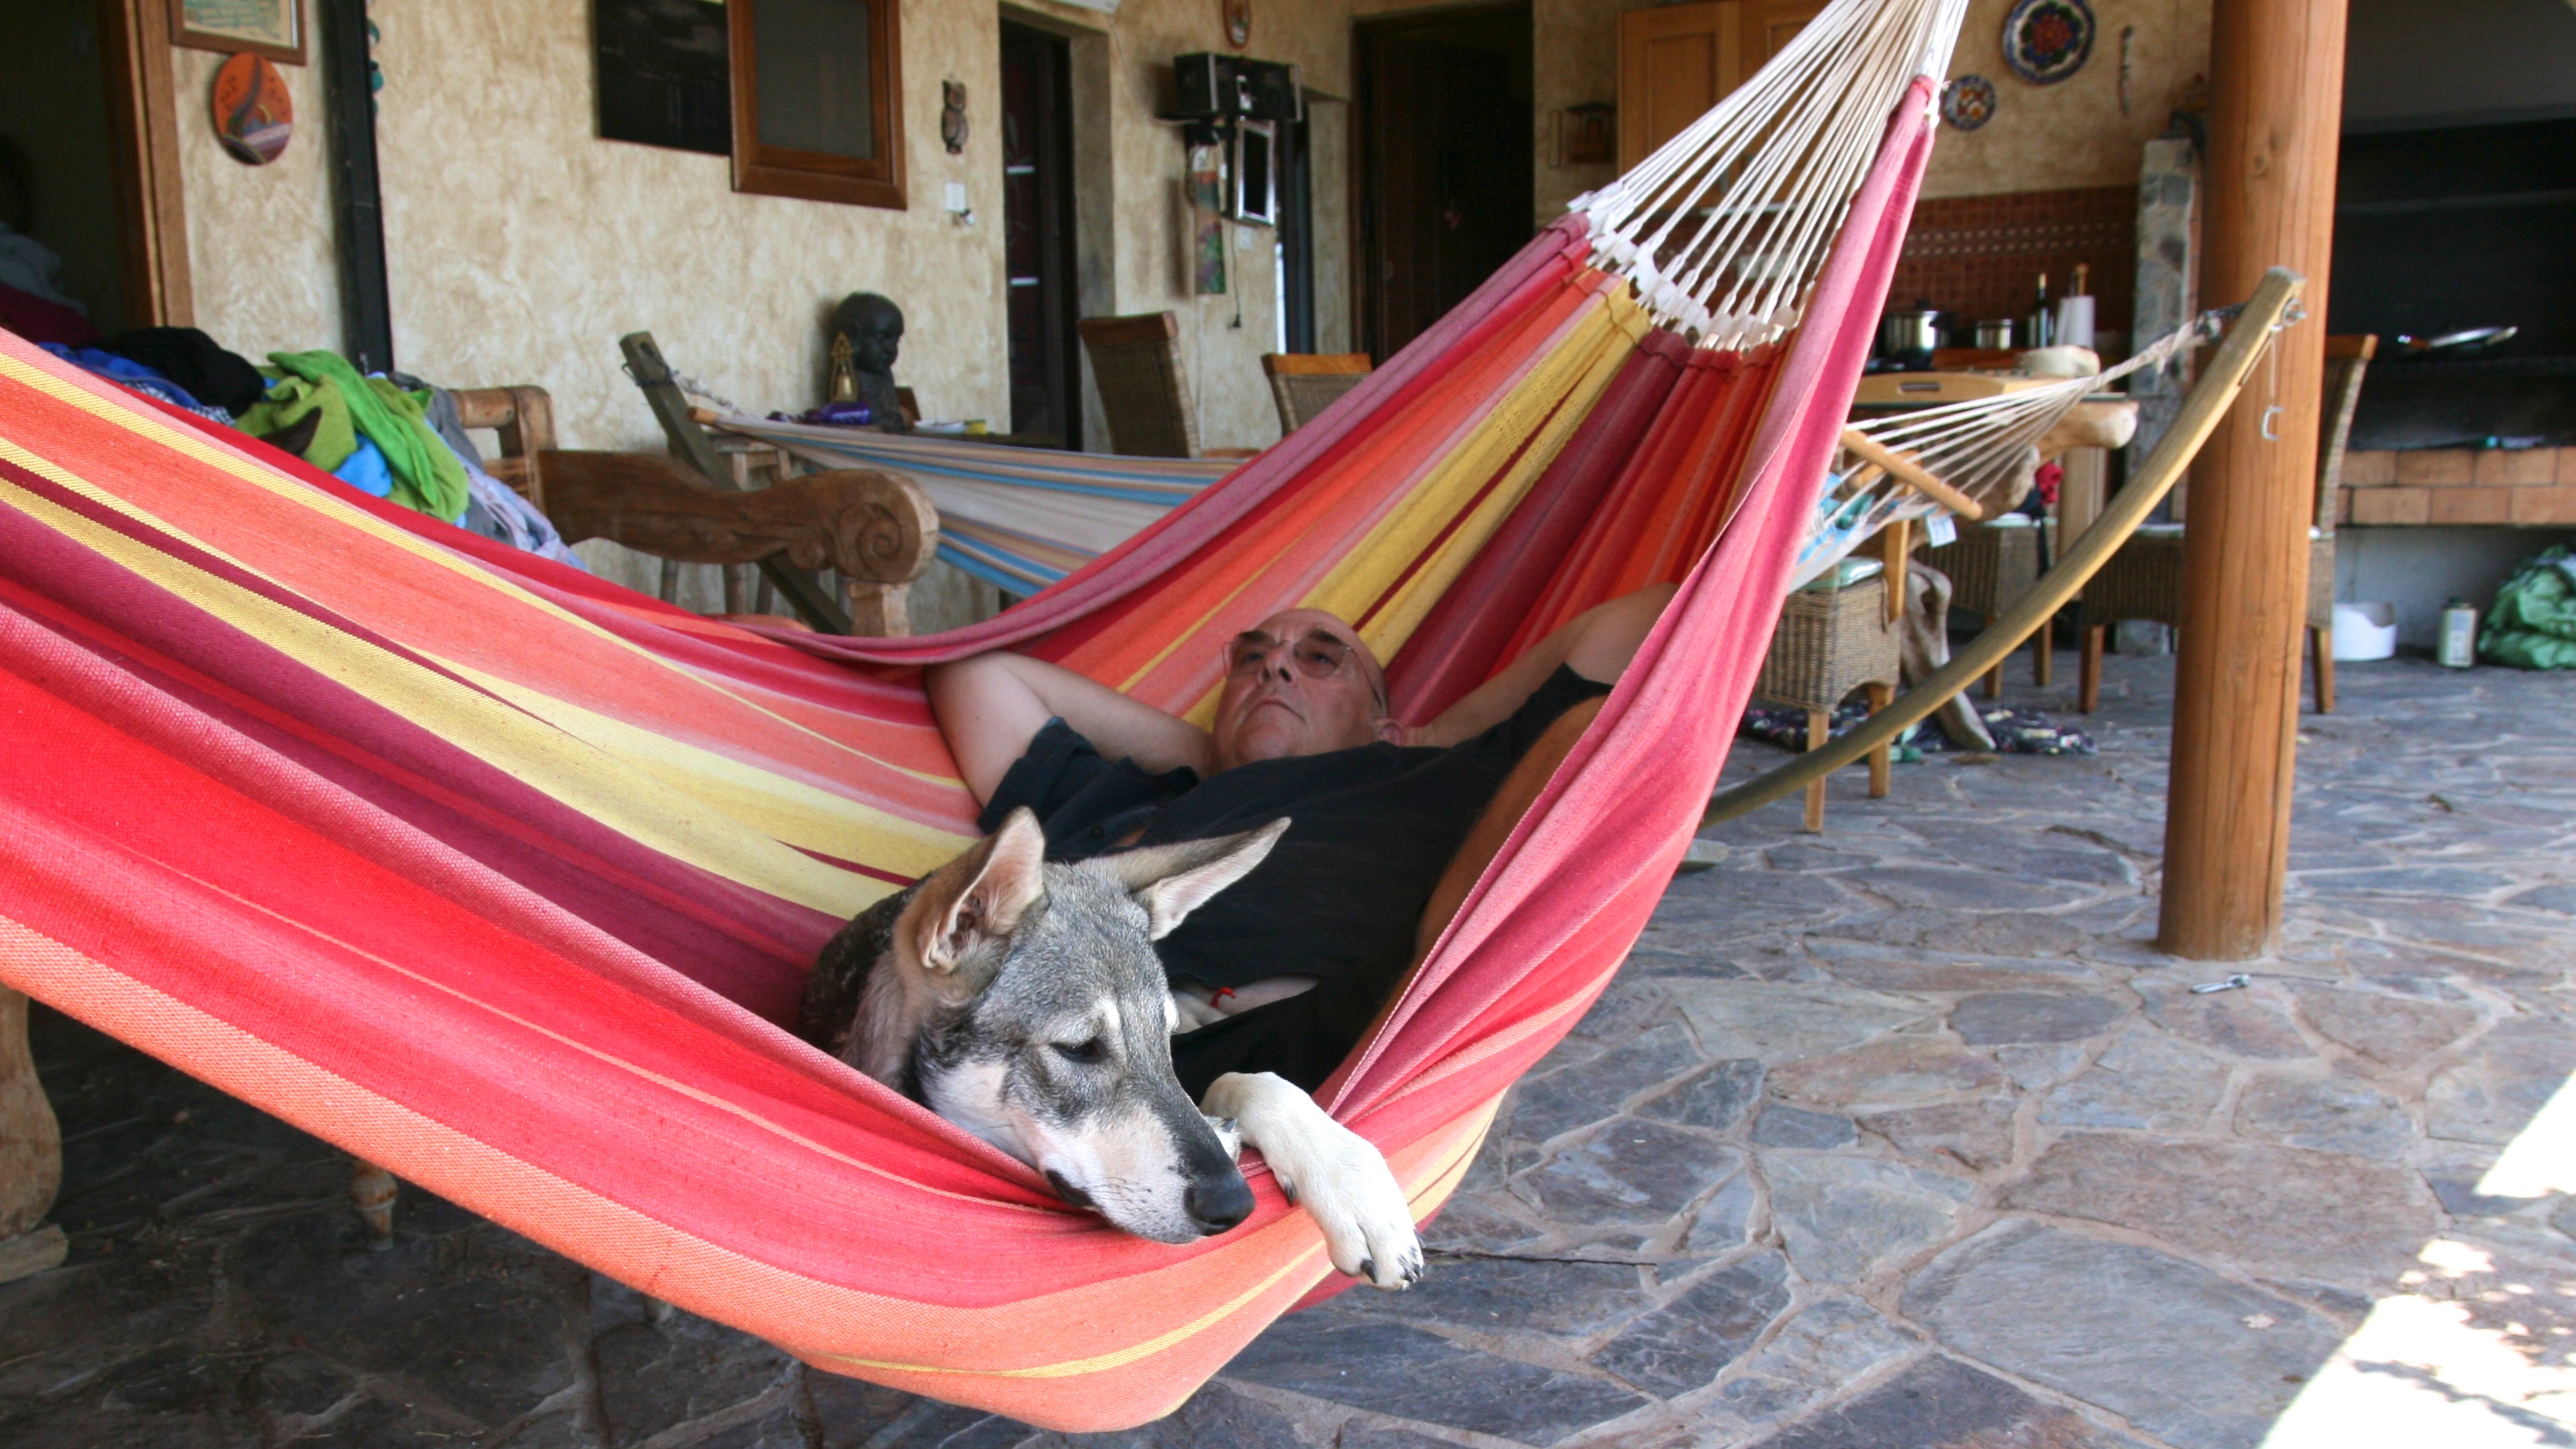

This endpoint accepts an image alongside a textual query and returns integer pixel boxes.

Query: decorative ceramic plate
[211,52,293,165]
[1941,75,1998,131]
[2003,0,2095,85]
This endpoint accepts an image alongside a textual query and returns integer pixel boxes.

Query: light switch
[944,181,968,212]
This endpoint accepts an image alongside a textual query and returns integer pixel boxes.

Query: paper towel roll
[2055,294,2097,350]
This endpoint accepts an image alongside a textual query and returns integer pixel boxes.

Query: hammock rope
[1715,270,2309,821]
[0,0,1969,1430]
[1791,307,2238,588]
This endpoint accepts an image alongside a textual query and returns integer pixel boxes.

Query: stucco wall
[1923,0,2211,199]
[176,0,1352,462]
[176,46,342,362]
[1526,0,2213,217]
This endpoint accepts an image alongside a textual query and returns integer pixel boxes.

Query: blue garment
[39,342,232,423]
[332,437,395,498]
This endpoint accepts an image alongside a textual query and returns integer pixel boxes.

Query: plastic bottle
[2439,598,2478,668]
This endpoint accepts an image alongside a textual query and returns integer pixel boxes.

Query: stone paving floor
[10,651,2576,1448]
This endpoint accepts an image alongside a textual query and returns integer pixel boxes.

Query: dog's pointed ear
[1084,817,1289,939]
[905,807,1048,977]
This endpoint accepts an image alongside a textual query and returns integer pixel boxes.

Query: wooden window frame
[728,0,907,211]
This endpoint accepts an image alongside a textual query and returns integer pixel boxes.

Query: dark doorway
[1354,3,1534,361]
[999,19,1079,447]
[0,0,152,333]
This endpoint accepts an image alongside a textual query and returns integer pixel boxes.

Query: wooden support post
[2159,0,2346,960]
[1864,681,1893,798]
[1802,710,1829,833]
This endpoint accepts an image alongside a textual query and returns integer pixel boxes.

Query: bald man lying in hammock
[927,584,1675,1099]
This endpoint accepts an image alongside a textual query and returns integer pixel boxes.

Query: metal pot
[1973,319,2016,350]
[2396,325,2517,355]
[1878,308,1941,358]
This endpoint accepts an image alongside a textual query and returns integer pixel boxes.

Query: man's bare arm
[927,653,1215,803]
[1409,584,1676,748]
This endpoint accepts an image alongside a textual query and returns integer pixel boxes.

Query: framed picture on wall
[170,0,307,66]
[729,0,907,210]
[596,0,732,156]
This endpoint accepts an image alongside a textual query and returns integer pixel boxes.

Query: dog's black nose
[1185,1173,1255,1235]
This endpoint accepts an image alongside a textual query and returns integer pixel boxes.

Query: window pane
[755,0,874,160]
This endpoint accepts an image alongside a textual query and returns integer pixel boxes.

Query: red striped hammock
[0,28,1942,1434]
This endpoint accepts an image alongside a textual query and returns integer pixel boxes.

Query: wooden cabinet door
[1748,0,1825,67]
[1617,2,1739,174]
[1615,0,1821,173]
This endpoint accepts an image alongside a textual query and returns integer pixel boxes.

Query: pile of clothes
[3,223,580,571]
[2481,546,2576,669]
[1740,702,2095,757]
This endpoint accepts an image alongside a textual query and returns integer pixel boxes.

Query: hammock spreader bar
[1708,270,2308,825]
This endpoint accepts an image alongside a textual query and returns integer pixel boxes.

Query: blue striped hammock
[708,417,1232,593]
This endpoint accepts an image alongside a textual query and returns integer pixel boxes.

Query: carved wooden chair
[2078,335,2374,714]
[1261,352,1373,434]
[533,450,938,637]
[1077,312,1261,460]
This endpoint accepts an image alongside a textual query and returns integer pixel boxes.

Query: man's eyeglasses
[1225,629,1359,682]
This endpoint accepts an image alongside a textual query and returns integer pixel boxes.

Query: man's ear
[1374,716,1408,746]
[903,807,1048,977]
[1082,817,1290,939]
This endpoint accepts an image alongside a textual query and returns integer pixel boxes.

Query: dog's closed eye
[1052,1038,1107,1064]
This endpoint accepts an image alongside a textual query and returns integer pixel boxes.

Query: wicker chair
[2078,335,2375,713]
[1755,574,1901,832]
[1920,520,2044,698]
[1075,312,1262,461]
[1261,352,1373,433]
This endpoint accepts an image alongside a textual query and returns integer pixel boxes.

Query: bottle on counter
[2025,272,2056,350]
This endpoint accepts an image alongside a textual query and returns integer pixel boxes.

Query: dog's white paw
[1203,1112,1243,1160]
[1203,1071,1423,1289]
[1283,1137,1422,1290]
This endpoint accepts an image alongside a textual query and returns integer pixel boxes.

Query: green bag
[2479,546,2576,669]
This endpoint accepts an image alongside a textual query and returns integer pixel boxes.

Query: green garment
[237,372,359,475]
[248,350,470,523]
[2478,546,2576,669]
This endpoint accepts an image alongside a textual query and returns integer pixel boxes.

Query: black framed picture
[595,0,732,157]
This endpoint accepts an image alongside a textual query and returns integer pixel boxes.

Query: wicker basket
[1756,576,1900,713]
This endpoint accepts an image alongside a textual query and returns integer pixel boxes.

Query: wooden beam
[2158,0,2348,960]
[99,0,192,326]
[1838,429,1984,520]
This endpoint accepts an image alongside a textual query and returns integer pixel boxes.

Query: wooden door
[1615,0,1818,172]
[1360,34,1530,359]
[999,20,1078,446]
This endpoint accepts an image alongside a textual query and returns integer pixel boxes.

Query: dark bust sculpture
[826,292,910,433]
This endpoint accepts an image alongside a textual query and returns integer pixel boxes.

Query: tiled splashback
[1886,185,2139,343]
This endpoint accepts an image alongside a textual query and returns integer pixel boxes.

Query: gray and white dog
[797,807,1424,1289]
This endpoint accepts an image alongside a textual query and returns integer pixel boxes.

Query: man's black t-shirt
[978,665,1610,1095]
